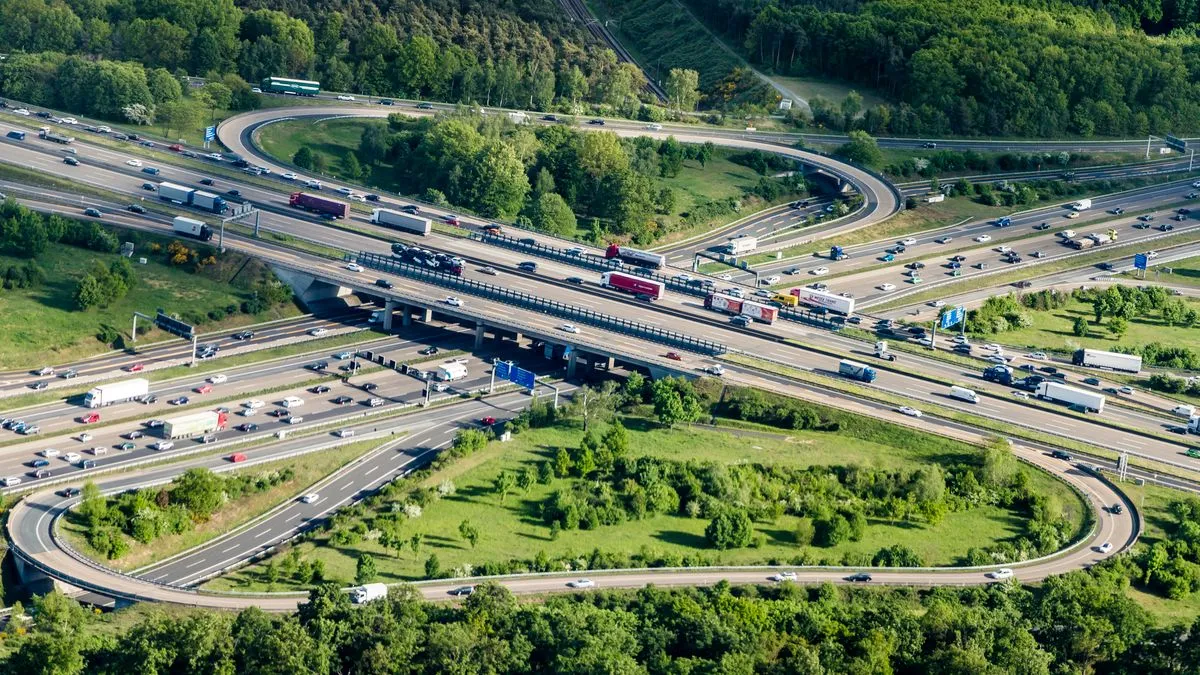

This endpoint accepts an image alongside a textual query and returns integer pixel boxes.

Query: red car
[126,363,144,372]
[444,214,461,226]
[168,144,183,152]
[80,413,100,424]
[664,352,682,361]
[480,416,497,426]
[195,384,213,394]
[228,452,247,463]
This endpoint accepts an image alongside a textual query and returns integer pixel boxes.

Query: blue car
[141,166,160,175]
[333,352,353,360]
[880,253,895,262]
[31,459,49,468]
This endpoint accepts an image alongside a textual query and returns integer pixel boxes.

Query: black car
[380,99,395,106]
[416,102,433,109]
[565,276,584,284]
[333,396,354,405]
[36,111,51,118]
[400,205,420,214]
[1083,377,1101,386]
[588,118,605,125]
[232,330,255,340]
[362,383,379,392]
[1111,504,1124,515]
[63,156,79,166]
[1019,364,1036,372]
[310,385,331,394]
[845,573,873,582]
[227,189,241,197]
[1041,366,1058,374]
[237,423,258,432]
[541,114,558,122]
[1050,450,1072,461]
[448,585,475,596]
[28,381,48,390]
[141,182,156,191]
[199,177,215,186]
[1034,222,1050,230]
[517,261,538,272]
[59,487,81,498]
[269,409,289,417]
[309,361,328,370]
[365,194,380,202]
[375,279,394,289]
[954,344,972,353]
[419,346,439,355]
[127,204,146,213]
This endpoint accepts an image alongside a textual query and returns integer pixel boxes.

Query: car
[811,266,829,276]
[1034,222,1051,230]
[987,569,1014,580]
[445,296,464,307]
[126,159,142,167]
[996,245,1011,254]
[300,493,320,504]
[567,578,596,588]
[1111,207,1125,215]
[1097,542,1113,554]
[448,585,476,597]
[83,208,102,218]
[897,406,923,418]
[333,351,353,360]
[559,323,580,334]
[987,354,1009,365]
[63,156,79,166]
[63,452,82,464]
[170,396,190,405]
[1012,391,1030,399]
[379,98,394,105]
[336,94,356,101]
[205,373,228,385]
[1111,503,1124,514]
[414,102,435,110]
[443,214,461,225]
[900,237,917,246]
[916,336,934,347]
[565,276,585,285]
[1146,250,1159,259]
[12,108,29,115]
[362,383,379,392]
[879,253,895,262]
[308,327,329,337]
[34,366,55,376]
[1138,214,1154,222]
[664,352,683,361]
[344,262,363,273]
[929,300,946,308]
[244,399,266,409]
[1118,386,1134,395]
[767,571,798,582]
[251,87,262,93]
[375,279,394,289]
[329,396,352,407]
[28,381,48,390]
[310,385,331,394]
[77,432,92,442]
[59,368,78,379]
[1065,211,1080,219]
[367,397,385,407]
[141,166,160,175]
[41,448,60,458]
[478,266,498,275]
[878,283,896,291]
[481,416,498,426]
[2,477,23,487]
[845,572,873,582]
[974,234,992,243]
[1027,352,1047,360]
[419,346,439,356]
[588,118,606,125]
[30,459,50,469]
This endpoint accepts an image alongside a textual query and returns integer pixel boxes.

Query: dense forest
[617,0,1200,137]
[0,0,649,117]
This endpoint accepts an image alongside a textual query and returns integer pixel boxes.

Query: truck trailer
[704,293,778,324]
[38,129,74,144]
[722,235,757,255]
[172,216,213,241]
[289,192,349,219]
[838,359,877,383]
[371,208,431,235]
[350,583,388,604]
[162,410,228,439]
[157,182,227,213]
[604,244,665,269]
[83,378,149,408]
[789,286,855,315]
[600,271,665,300]
[1036,381,1105,413]
[1072,348,1142,373]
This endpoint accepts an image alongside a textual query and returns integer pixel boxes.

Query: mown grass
[995,296,1200,354]
[1121,254,1200,289]
[1118,482,1200,626]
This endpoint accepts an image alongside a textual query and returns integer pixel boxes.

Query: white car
[953,335,970,344]
[126,159,142,167]
[309,328,328,337]
[445,296,464,307]
[300,493,320,504]
[646,123,663,131]
[897,406,923,418]
[1146,251,1159,259]
[77,433,92,442]
[41,448,60,458]
[983,343,1002,351]
[878,283,896,291]
[346,263,362,272]
[244,399,266,409]
[96,125,111,133]
[929,300,946,308]
[91,446,107,455]
[13,108,30,115]
[1027,352,1047,360]
[281,172,297,180]
[152,441,174,451]
[349,194,365,202]
[1118,386,1134,395]
[1193,180,1200,188]
[251,87,262,93]
[996,245,1011,254]
[336,95,356,101]
[987,568,1014,580]
[208,374,227,384]
[565,247,585,255]
[673,273,692,282]
[768,571,798,582]
[916,337,934,347]
[987,355,1009,364]
[935,236,952,244]
[64,452,82,464]
[718,273,733,281]
[566,579,595,589]
[335,187,354,196]
[559,323,581,334]
[974,234,992,243]
[61,117,78,125]
[1097,541,1113,554]
[900,237,917,246]
[811,267,829,276]
[1012,391,1029,399]
[304,179,322,189]
[2,477,22,487]
[704,364,726,376]
[763,275,781,285]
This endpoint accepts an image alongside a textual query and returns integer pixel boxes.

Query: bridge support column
[511,331,523,344]
[382,300,396,331]
[474,322,486,350]
[566,349,578,379]
[421,307,433,323]
[603,356,615,371]
[401,305,412,327]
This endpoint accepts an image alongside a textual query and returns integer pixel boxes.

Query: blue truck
[838,359,877,383]
[830,245,847,261]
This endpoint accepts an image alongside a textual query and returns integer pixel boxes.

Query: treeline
[0,201,119,258]
[5,564,1196,674]
[343,112,803,244]
[680,0,1200,137]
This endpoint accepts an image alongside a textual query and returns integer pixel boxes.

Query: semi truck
[604,244,665,269]
[371,208,430,235]
[83,378,149,408]
[838,359,877,383]
[172,216,213,241]
[722,235,757,255]
[163,410,229,439]
[830,245,847,261]
[1036,381,1105,413]
[350,583,388,604]
[704,292,778,324]
[600,271,665,300]
[1073,198,1092,211]
[1072,348,1142,373]
[157,182,227,213]
[1066,237,1094,250]
[38,129,73,144]
[790,286,855,315]
[289,192,349,219]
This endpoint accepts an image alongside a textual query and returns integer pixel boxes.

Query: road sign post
[203,125,216,150]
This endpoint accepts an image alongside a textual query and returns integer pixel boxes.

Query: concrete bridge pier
[382,300,397,331]
[566,349,578,379]
[401,305,412,327]
[475,322,486,350]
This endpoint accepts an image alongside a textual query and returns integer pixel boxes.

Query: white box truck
[172,216,213,241]
[1072,198,1092,211]
[435,361,468,381]
[371,208,431,236]
[83,378,149,408]
[1072,348,1141,373]
[789,287,855,315]
[949,386,980,403]
[350,583,388,604]
[722,235,757,255]
[1037,381,1105,413]
[163,410,228,438]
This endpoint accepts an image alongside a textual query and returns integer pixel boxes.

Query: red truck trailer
[704,293,778,324]
[600,271,665,300]
[289,192,349,219]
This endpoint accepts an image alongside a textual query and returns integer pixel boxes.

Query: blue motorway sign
[494,361,511,380]
[1134,253,1148,271]
[154,311,195,340]
[204,125,216,141]
[511,366,536,390]
[940,305,966,330]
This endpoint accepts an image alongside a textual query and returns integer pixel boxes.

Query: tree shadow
[866,518,924,530]
[652,530,709,548]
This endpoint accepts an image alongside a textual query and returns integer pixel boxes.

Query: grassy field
[994,296,1200,354]
[1118,482,1200,625]
[0,241,299,369]
[772,76,888,112]
[59,438,386,572]
[1122,255,1200,289]
[209,417,1084,591]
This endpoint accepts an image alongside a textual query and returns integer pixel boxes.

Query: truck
[1072,198,1092,211]
[1036,381,1105,413]
[722,235,757,255]
[371,208,431,235]
[83,378,149,408]
[1072,348,1142,374]
[172,216,213,241]
[157,182,228,213]
[435,361,468,381]
[1066,238,1094,250]
[949,385,980,403]
[600,271,665,300]
[874,340,896,361]
[830,245,847,261]
[38,129,73,144]
[163,410,229,439]
[1190,415,1200,434]
[289,192,349,219]
[604,244,665,270]
[789,286,855,315]
[350,583,388,604]
[704,293,778,324]
[191,191,226,213]
[838,359,877,383]
[982,365,1014,386]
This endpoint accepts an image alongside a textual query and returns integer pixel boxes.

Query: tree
[1108,316,1128,338]
[835,130,883,167]
[171,468,224,520]
[705,509,754,549]
[665,68,700,112]
[197,82,232,122]
[158,99,202,138]
[555,447,573,477]
[528,192,578,237]
[493,471,516,503]
[146,68,182,104]
[122,103,155,126]
[458,520,480,548]
[569,381,620,430]
[293,146,315,170]
[355,553,377,583]
[424,553,441,578]
[1073,316,1090,337]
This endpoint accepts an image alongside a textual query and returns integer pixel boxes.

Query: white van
[950,386,980,403]
[1059,230,1076,239]
[1172,404,1195,418]
[281,396,305,408]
